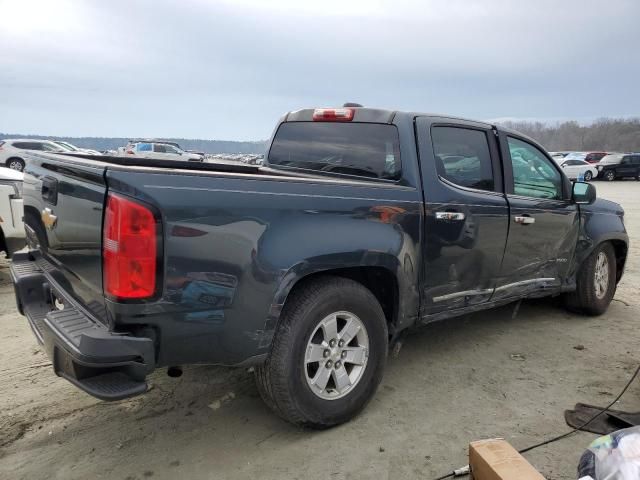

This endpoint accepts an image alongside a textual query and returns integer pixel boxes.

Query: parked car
[596,153,640,181]
[0,139,67,172]
[128,139,205,158]
[0,167,25,257]
[584,152,608,164]
[559,159,598,181]
[563,152,588,162]
[120,141,204,162]
[52,141,102,156]
[11,106,628,428]
[549,151,570,161]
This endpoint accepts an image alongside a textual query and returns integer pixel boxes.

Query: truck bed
[58,153,262,175]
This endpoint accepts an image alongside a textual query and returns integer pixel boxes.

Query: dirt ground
[1,181,638,480]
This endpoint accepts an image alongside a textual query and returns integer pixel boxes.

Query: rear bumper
[10,251,155,401]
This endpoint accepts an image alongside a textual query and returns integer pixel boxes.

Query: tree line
[498,118,640,152]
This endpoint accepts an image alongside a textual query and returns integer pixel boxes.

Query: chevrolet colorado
[11,107,628,428]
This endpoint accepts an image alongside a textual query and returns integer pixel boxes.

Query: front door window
[508,137,562,200]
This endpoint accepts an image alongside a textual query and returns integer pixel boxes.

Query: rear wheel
[255,276,388,428]
[564,242,617,316]
[6,158,25,172]
[604,170,615,181]
[583,170,593,181]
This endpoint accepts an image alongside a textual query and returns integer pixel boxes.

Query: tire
[6,158,25,172]
[604,170,615,181]
[255,276,388,428]
[564,242,617,316]
[583,171,593,181]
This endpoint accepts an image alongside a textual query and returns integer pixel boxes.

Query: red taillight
[103,193,157,299]
[126,149,135,155]
[312,108,355,122]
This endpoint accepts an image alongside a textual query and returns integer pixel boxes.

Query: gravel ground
[1,181,638,480]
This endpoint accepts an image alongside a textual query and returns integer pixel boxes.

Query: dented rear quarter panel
[105,163,424,367]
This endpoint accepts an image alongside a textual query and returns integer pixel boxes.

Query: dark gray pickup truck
[11,106,628,428]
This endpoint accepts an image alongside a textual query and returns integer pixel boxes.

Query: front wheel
[604,170,615,181]
[6,158,25,172]
[583,170,593,181]
[255,276,388,428]
[564,242,617,316]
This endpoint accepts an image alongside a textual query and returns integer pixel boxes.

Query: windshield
[268,122,401,180]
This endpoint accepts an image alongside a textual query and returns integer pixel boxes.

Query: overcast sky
[1,0,638,140]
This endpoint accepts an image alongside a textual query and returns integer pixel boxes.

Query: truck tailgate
[22,154,108,323]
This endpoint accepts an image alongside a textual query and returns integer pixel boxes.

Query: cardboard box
[469,439,545,480]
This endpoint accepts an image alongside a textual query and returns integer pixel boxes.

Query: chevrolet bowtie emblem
[41,208,58,231]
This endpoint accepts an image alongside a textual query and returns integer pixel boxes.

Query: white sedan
[559,159,598,181]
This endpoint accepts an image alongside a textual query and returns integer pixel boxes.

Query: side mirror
[573,181,596,205]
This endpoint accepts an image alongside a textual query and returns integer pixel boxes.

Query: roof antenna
[343,102,363,107]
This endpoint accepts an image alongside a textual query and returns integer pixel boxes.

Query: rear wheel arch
[276,266,400,339]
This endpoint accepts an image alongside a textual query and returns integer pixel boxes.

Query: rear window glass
[268,122,401,180]
[137,143,152,152]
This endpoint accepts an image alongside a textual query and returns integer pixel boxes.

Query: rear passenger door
[415,117,509,315]
[494,133,579,300]
[136,143,153,158]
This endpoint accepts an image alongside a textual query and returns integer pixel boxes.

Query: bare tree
[497,118,640,152]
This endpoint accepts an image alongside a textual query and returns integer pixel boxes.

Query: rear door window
[268,122,401,180]
[431,126,495,191]
[41,143,61,152]
[137,143,152,152]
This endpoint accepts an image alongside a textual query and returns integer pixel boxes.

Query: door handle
[514,215,535,225]
[435,211,466,221]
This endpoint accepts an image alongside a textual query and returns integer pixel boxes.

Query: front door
[494,134,579,300]
[415,117,509,316]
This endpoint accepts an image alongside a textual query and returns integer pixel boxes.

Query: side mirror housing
[573,181,596,205]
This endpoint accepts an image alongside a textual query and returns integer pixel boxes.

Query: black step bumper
[10,251,155,401]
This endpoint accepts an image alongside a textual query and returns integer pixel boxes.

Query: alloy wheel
[304,311,369,400]
[594,252,610,299]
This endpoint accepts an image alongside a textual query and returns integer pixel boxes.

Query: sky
[1,0,639,141]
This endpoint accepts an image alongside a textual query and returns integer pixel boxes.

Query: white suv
[0,167,25,257]
[0,139,68,172]
[120,142,204,162]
